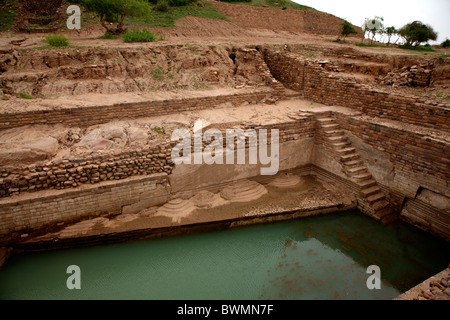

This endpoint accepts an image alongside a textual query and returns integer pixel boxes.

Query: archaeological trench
[0,45,449,296]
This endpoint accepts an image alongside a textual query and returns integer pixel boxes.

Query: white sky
[292,0,450,44]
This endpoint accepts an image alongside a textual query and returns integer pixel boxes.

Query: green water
[0,211,448,300]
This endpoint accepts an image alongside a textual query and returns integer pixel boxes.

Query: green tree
[398,21,438,47]
[340,20,357,41]
[80,0,150,34]
[441,38,450,48]
[384,26,397,46]
[363,16,384,43]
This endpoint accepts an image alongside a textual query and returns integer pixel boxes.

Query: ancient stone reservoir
[0,2,449,298]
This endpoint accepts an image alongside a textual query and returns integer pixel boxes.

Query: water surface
[0,211,448,300]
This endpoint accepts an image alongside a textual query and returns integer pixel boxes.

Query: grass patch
[400,45,435,52]
[43,34,69,47]
[435,92,450,100]
[356,42,387,48]
[153,126,165,134]
[151,66,165,80]
[0,0,18,32]
[122,29,158,42]
[16,93,34,99]
[125,1,229,28]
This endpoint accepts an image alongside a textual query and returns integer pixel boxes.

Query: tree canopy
[398,21,438,46]
[79,0,150,34]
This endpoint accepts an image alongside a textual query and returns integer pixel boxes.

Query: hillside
[0,0,361,36]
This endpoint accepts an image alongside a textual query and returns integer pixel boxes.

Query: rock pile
[414,271,450,300]
[376,62,434,87]
[317,61,340,72]
[396,265,450,300]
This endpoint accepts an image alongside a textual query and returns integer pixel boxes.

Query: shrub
[44,34,69,47]
[155,0,170,12]
[122,28,157,42]
[442,39,450,48]
[340,20,357,39]
[217,0,251,2]
[168,0,196,6]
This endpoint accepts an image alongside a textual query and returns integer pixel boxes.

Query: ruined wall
[0,142,173,198]
[0,174,170,242]
[263,49,450,131]
[170,118,316,195]
[0,90,280,131]
[0,116,315,199]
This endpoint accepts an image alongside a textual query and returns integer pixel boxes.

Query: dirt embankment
[0,45,272,97]
[210,0,362,36]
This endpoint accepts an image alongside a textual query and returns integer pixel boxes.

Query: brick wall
[263,49,450,131]
[0,173,170,241]
[0,117,315,198]
[0,90,282,130]
[334,113,449,196]
[0,143,173,198]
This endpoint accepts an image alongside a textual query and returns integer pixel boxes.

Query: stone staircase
[316,115,396,222]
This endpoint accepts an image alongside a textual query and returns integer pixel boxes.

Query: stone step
[327,134,346,141]
[377,205,394,217]
[371,199,390,211]
[341,153,360,162]
[367,192,386,204]
[353,172,373,182]
[324,131,346,138]
[361,185,381,197]
[381,212,398,225]
[356,179,377,188]
[322,124,340,130]
[347,166,367,175]
[323,130,345,137]
[328,135,347,143]
[317,118,336,125]
[344,159,364,168]
[332,141,351,148]
[336,147,356,155]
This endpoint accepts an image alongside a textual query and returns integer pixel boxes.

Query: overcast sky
[292,0,450,44]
